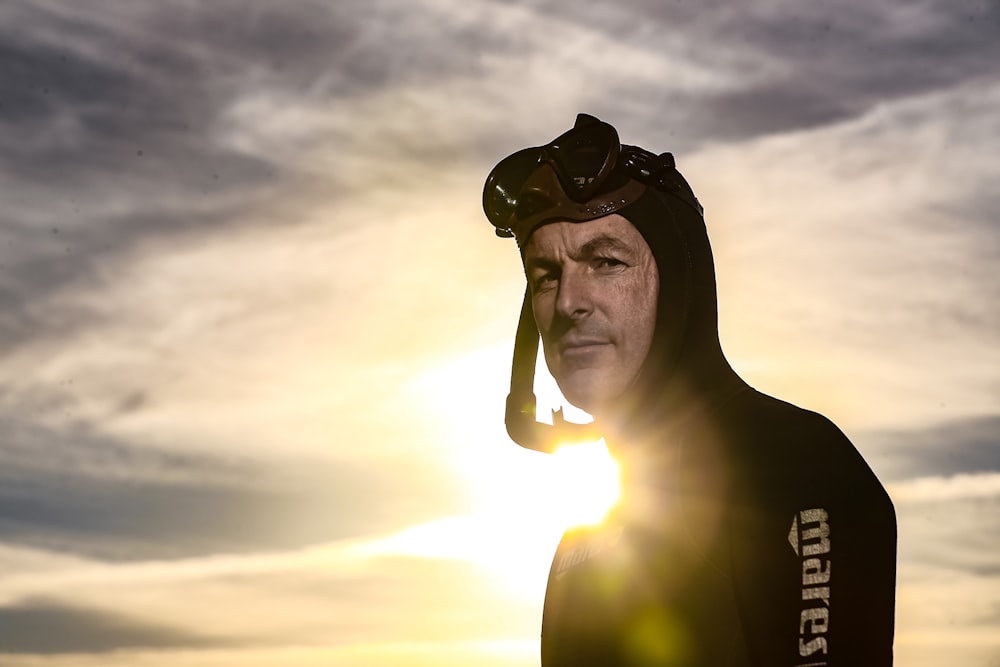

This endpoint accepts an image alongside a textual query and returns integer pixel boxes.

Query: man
[482,114,897,666]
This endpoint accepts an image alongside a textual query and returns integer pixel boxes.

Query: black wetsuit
[540,387,897,666]
[537,187,897,666]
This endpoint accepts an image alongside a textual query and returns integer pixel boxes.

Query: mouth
[560,338,611,358]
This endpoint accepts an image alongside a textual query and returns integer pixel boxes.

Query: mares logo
[553,525,624,580]
[788,508,831,665]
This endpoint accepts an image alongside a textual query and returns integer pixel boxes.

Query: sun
[542,439,621,528]
[357,437,622,600]
[410,343,622,530]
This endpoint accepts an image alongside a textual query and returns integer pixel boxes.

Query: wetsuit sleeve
[728,413,897,667]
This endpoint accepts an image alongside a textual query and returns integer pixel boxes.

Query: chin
[556,373,610,417]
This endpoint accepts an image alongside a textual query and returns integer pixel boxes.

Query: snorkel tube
[505,289,599,453]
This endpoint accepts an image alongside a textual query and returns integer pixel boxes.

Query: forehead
[522,214,649,260]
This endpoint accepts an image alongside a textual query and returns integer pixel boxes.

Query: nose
[555,267,593,320]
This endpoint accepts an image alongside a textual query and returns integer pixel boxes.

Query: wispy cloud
[0,532,545,656]
[890,472,1000,504]
[1,0,998,665]
[861,415,1000,482]
[685,80,1000,431]
[0,598,233,654]
[0,412,463,560]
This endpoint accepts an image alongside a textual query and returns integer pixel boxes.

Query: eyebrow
[577,234,632,259]
[524,232,635,274]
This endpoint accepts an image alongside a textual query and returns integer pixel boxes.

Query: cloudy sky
[0,0,998,665]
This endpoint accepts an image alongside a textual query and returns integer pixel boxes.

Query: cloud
[893,485,1000,575]
[450,0,1000,152]
[0,414,462,561]
[683,79,1000,430]
[0,643,540,667]
[860,414,1000,482]
[0,1,998,664]
[841,417,1000,644]
[7,0,995,374]
[0,534,545,653]
[0,2,277,350]
[893,565,1000,667]
[0,598,232,654]
[889,472,1000,504]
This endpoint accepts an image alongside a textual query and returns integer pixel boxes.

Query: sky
[0,0,998,665]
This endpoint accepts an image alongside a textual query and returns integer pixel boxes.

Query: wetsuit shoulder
[718,390,897,666]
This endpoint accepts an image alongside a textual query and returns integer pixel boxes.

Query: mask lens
[481,117,622,235]
[483,148,542,231]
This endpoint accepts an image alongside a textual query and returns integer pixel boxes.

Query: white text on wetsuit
[793,508,831,661]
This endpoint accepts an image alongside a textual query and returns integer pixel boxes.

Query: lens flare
[543,439,621,528]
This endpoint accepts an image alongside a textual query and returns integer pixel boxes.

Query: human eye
[594,256,626,271]
[530,269,559,292]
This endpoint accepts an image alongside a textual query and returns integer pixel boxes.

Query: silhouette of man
[482,114,896,666]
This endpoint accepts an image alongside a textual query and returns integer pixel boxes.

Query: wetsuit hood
[597,182,745,444]
[486,113,744,452]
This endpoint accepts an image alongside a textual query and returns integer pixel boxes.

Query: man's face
[523,214,658,416]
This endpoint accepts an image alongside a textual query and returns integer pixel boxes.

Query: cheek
[622,271,658,350]
[631,299,658,350]
[531,292,555,333]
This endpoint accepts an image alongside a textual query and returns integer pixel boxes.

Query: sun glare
[358,438,622,599]
[398,347,623,595]
[543,439,621,528]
